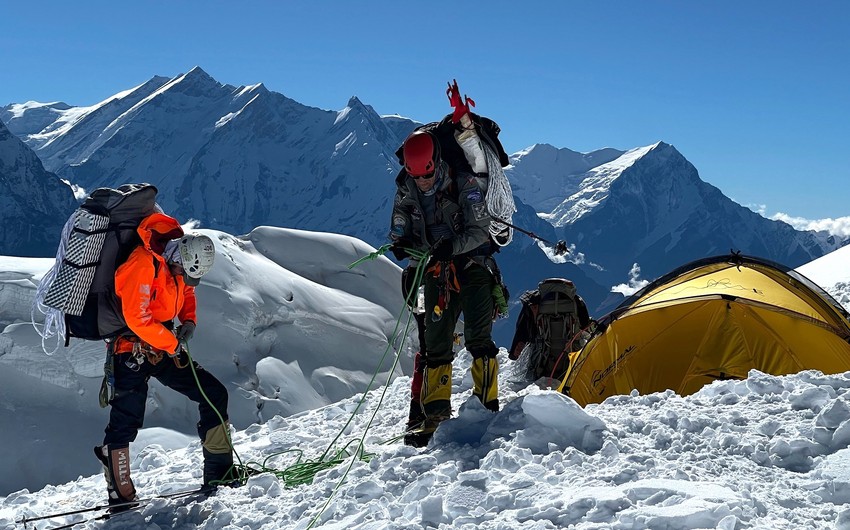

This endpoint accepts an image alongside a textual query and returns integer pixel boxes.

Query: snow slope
[3,361,850,529]
[0,233,848,529]
[0,227,413,496]
[798,242,850,309]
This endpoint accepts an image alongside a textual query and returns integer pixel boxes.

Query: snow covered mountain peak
[3,100,71,119]
[345,95,366,108]
[337,95,387,128]
[0,68,419,241]
[170,65,221,90]
[506,143,624,212]
[546,141,837,286]
[1,69,841,311]
[1,101,72,142]
[542,142,696,227]
[331,95,405,162]
[335,95,372,124]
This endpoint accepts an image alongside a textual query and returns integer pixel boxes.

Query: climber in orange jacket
[95,212,233,510]
[115,213,197,352]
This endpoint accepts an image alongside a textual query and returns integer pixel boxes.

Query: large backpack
[395,112,515,247]
[394,113,509,176]
[511,278,589,381]
[34,183,159,350]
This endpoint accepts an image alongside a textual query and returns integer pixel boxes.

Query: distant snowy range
[2,67,850,529]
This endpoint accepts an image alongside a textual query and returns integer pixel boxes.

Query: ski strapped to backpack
[32,183,160,354]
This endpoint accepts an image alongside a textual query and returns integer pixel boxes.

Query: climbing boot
[202,448,237,490]
[421,363,452,416]
[201,423,237,490]
[94,444,137,512]
[404,399,430,447]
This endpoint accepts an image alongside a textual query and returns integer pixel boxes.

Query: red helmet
[402,130,441,177]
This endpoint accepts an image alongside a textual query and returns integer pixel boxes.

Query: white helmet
[178,233,215,286]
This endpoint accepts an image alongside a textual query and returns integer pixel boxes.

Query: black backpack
[38,183,159,344]
[394,112,510,175]
[394,113,511,249]
[510,278,590,381]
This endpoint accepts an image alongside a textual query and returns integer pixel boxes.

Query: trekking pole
[490,215,569,256]
[17,487,203,527]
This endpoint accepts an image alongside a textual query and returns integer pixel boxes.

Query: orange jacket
[114,213,195,354]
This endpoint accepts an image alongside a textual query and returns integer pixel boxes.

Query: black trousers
[103,351,229,446]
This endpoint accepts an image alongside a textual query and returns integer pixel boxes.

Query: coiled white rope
[484,143,516,246]
[31,214,74,355]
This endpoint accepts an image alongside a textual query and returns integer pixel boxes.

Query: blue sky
[3,1,848,223]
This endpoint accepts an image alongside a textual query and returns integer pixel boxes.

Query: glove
[390,240,412,261]
[431,239,454,261]
[175,320,196,351]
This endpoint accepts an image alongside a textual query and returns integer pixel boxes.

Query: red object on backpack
[446,79,476,124]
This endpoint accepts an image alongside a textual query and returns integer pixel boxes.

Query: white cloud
[741,202,850,238]
[610,262,649,296]
[743,202,768,216]
[769,213,850,238]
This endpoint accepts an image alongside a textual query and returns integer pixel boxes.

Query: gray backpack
[35,184,159,348]
[532,279,583,379]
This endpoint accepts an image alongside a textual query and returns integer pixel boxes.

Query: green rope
[304,245,428,528]
[183,344,249,486]
[186,244,431,526]
[348,243,393,269]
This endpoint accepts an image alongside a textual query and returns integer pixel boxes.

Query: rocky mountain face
[0,120,76,257]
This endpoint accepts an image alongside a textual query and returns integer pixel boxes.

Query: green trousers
[421,260,500,418]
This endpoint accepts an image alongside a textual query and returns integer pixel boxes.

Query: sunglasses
[410,163,443,181]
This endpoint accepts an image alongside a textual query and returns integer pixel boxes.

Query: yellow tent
[559,254,850,406]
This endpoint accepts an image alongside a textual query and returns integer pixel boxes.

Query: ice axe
[491,215,569,256]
